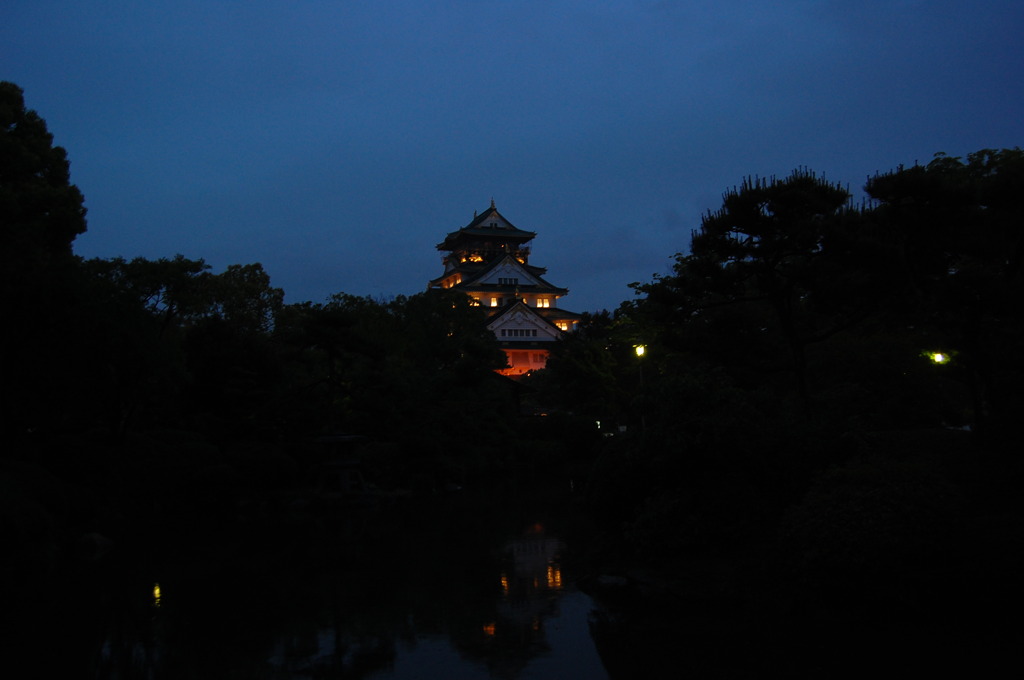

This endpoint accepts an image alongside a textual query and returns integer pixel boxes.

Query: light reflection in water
[546,565,563,590]
[92,517,608,679]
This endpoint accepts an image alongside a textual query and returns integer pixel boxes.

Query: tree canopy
[1,81,86,279]
[1,82,90,435]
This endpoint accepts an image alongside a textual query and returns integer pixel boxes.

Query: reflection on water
[384,591,606,680]
[82,499,608,679]
[449,523,584,680]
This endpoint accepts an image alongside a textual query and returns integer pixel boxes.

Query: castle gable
[475,256,543,288]
[486,303,561,342]
[468,208,515,231]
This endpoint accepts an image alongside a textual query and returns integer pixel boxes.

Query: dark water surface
[49,488,612,679]
[11,481,1017,679]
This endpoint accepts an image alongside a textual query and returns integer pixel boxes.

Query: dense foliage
[525,156,1024,625]
[3,82,1022,659]
[0,84,525,581]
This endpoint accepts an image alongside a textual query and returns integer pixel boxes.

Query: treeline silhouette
[524,151,1024,671]
[4,80,1023,671]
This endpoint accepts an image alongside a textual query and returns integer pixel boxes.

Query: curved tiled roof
[429,255,565,293]
[436,204,536,250]
[486,299,562,329]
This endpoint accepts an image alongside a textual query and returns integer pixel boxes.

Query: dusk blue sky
[4,1,1022,311]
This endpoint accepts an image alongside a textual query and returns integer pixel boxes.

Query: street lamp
[922,349,953,365]
[633,344,647,438]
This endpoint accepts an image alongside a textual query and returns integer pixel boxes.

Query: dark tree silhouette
[866,149,1024,442]
[635,169,855,413]
[1,82,89,435]
[0,81,87,276]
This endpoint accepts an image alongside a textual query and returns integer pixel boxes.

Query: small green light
[930,352,950,365]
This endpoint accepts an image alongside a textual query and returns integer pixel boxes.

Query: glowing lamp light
[929,352,951,365]
[634,344,646,358]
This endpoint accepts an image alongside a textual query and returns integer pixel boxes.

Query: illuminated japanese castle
[429,201,581,376]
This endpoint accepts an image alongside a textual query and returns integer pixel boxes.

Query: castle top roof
[436,201,536,251]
